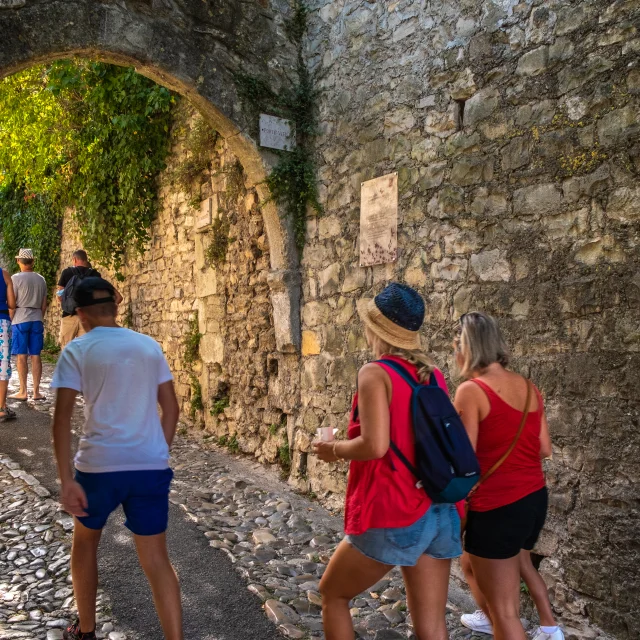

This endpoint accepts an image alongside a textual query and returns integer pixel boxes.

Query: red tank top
[343,356,449,536]
[469,379,546,512]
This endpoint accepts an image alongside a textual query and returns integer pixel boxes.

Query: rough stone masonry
[6,0,637,637]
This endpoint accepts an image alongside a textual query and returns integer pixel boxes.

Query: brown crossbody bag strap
[462,379,532,531]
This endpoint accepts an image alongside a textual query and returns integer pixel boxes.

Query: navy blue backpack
[378,359,481,503]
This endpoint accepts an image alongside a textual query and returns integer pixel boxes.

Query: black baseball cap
[73,277,116,308]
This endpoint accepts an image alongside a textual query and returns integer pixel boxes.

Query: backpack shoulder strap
[377,359,419,389]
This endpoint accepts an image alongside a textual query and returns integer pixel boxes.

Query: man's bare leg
[9,354,28,399]
[31,355,43,399]
[71,520,102,634]
[134,533,183,640]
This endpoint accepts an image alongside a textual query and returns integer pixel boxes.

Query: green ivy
[0,60,175,277]
[234,0,321,252]
[183,312,202,367]
[189,376,204,418]
[170,114,219,208]
[0,183,61,294]
[205,214,232,265]
[210,396,230,417]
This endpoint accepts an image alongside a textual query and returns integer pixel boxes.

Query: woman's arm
[453,381,482,450]
[315,363,391,462]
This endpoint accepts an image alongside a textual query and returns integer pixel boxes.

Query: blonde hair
[366,328,435,383]
[458,312,509,379]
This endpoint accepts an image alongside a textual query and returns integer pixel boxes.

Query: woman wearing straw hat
[314,283,460,640]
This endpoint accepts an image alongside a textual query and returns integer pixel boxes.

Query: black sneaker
[63,620,97,640]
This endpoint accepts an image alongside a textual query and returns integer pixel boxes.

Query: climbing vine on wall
[234,0,321,252]
[0,60,175,277]
[0,184,61,293]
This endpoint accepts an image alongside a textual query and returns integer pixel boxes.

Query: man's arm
[40,288,47,316]
[158,380,180,446]
[52,387,87,516]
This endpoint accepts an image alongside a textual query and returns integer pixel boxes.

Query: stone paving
[0,457,124,640]
[6,363,613,640]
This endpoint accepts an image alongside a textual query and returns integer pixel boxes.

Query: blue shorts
[11,321,44,356]
[75,468,173,536]
[346,504,462,566]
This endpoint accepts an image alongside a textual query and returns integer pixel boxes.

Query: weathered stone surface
[464,88,500,127]
[470,250,511,282]
[516,46,549,76]
[513,184,563,216]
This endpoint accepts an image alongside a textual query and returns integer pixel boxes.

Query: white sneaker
[531,627,565,640]
[460,610,493,635]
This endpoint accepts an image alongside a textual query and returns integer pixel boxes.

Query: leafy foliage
[234,0,321,251]
[0,60,175,276]
[205,214,232,265]
[189,376,204,418]
[0,183,61,293]
[170,114,219,208]
[210,396,230,417]
[183,312,202,367]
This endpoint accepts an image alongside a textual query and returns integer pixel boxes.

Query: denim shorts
[11,320,44,356]
[346,504,462,566]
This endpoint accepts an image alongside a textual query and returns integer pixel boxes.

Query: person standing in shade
[51,277,182,640]
[57,250,124,348]
[0,267,16,420]
[10,249,48,401]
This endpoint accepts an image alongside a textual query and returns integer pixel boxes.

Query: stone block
[302,302,331,328]
[430,258,467,281]
[342,266,366,293]
[195,269,217,297]
[318,263,341,297]
[513,184,562,217]
[597,106,639,147]
[606,187,640,223]
[301,331,321,357]
[516,46,549,76]
[200,333,224,364]
[418,162,447,191]
[384,107,415,135]
[562,165,610,203]
[471,189,510,217]
[451,157,493,186]
[501,137,530,171]
[464,88,500,127]
[303,357,327,391]
[427,186,465,219]
[470,250,511,282]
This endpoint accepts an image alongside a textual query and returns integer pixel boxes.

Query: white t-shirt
[51,327,173,473]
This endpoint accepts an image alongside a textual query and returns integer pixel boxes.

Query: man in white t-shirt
[51,277,182,640]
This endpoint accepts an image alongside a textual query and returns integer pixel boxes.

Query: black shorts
[465,487,548,560]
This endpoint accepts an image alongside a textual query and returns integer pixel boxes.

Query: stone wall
[46,106,300,471]
[298,0,640,637]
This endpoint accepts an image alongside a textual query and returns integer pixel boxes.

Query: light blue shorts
[346,504,462,566]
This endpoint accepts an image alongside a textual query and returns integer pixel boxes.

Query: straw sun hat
[356,282,425,351]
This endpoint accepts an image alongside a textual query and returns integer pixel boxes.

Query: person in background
[453,312,563,640]
[51,277,182,640]
[57,249,122,348]
[10,249,48,401]
[0,266,16,421]
[314,283,459,640]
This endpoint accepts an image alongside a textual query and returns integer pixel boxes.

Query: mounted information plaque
[360,173,398,267]
[259,114,296,151]
[196,196,213,231]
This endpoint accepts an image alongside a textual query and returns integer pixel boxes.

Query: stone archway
[0,0,301,352]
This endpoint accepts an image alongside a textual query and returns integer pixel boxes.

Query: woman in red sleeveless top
[453,312,563,640]
[313,284,460,640]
